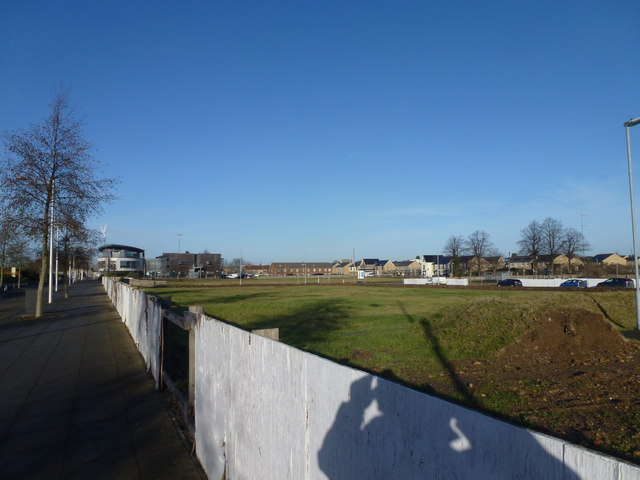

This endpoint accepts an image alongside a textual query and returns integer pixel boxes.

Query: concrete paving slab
[0,280,205,479]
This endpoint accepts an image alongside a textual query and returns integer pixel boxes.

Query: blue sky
[1,1,639,263]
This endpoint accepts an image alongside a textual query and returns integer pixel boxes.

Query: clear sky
[1,1,639,263]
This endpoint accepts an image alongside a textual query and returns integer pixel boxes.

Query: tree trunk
[35,231,48,318]
[0,241,5,289]
[35,204,51,318]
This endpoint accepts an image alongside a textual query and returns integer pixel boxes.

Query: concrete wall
[405,278,610,288]
[102,277,162,388]
[519,278,607,288]
[101,278,640,479]
[194,314,640,480]
[404,278,469,286]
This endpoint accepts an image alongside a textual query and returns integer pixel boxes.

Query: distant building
[392,260,422,277]
[151,252,222,278]
[331,260,353,275]
[355,259,379,273]
[270,262,333,276]
[418,255,451,277]
[243,264,271,276]
[145,258,168,278]
[98,244,145,275]
[593,253,627,267]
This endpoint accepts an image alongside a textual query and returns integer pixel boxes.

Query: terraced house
[270,262,333,276]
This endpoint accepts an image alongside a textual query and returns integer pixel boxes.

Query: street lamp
[624,117,640,330]
[47,179,56,304]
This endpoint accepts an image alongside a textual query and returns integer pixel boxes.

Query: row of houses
[248,253,637,278]
[247,257,456,277]
[98,244,636,279]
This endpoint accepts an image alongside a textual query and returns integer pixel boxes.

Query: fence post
[252,328,280,341]
[188,306,203,410]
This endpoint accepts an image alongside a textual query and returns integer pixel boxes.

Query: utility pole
[580,214,587,255]
[177,233,183,253]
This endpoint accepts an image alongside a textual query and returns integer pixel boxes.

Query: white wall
[519,278,565,287]
[404,278,468,286]
[405,278,610,288]
[102,277,162,388]
[102,278,640,479]
[194,314,640,480]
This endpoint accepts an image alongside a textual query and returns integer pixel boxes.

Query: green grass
[149,281,640,461]
[147,283,635,386]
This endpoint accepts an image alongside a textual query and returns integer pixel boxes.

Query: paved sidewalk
[0,280,205,479]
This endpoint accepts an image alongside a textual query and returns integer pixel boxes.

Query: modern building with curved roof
[97,244,145,275]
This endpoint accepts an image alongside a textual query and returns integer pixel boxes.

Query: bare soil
[418,309,640,463]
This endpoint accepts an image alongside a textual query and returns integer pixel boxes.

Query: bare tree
[58,224,98,297]
[517,220,543,256]
[225,257,246,273]
[1,89,116,316]
[465,230,493,276]
[444,235,464,277]
[0,214,30,288]
[562,228,589,274]
[541,217,565,274]
[517,220,543,273]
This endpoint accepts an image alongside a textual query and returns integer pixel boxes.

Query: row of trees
[516,218,589,272]
[443,219,589,276]
[443,230,499,276]
[0,88,116,317]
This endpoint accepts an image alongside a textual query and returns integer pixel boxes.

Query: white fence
[404,277,609,288]
[519,278,608,288]
[102,277,162,388]
[404,277,469,286]
[102,278,640,479]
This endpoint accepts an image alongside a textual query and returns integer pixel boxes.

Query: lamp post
[624,117,640,330]
[48,179,55,304]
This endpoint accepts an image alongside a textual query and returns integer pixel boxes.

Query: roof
[509,256,534,263]
[98,244,144,254]
[593,253,615,262]
[361,258,379,265]
[420,255,451,264]
[394,260,416,267]
[333,261,352,268]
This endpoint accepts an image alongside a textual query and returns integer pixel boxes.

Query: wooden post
[188,306,203,410]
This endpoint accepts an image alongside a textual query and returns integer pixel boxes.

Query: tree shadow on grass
[397,302,481,410]
[206,292,273,304]
[240,298,351,351]
[157,290,273,306]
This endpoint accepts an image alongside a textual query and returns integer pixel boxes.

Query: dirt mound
[403,307,640,462]
[501,308,632,367]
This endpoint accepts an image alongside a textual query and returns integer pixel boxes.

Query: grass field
[151,281,635,387]
[149,280,640,461]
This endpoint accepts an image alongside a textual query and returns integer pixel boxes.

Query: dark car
[497,279,523,287]
[560,279,587,288]
[596,278,635,288]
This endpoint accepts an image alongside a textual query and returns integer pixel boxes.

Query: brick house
[156,252,222,278]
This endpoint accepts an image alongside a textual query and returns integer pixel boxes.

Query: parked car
[596,278,635,288]
[560,279,587,288]
[497,279,523,287]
